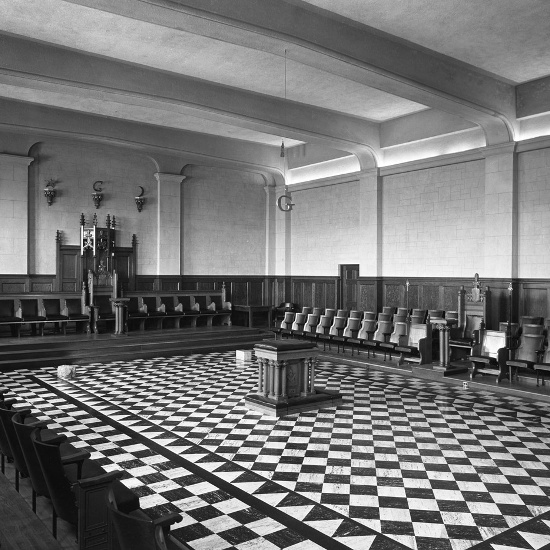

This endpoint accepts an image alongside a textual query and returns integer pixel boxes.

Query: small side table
[110,298,129,336]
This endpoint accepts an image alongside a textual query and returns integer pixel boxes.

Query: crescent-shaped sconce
[135,186,145,212]
[92,180,104,209]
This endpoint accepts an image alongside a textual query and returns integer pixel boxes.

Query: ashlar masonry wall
[518,147,550,279]
[381,160,485,277]
[182,166,266,275]
[290,180,361,276]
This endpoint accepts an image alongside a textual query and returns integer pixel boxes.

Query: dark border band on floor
[31,375,411,550]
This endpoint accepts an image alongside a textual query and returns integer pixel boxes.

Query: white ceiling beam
[0,33,380,168]
[65,0,516,144]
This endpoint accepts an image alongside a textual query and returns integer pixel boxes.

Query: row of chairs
[469,328,550,386]
[275,308,433,364]
[0,298,90,336]
[0,389,185,550]
[93,294,231,333]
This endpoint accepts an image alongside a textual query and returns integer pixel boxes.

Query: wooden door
[340,264,359,310]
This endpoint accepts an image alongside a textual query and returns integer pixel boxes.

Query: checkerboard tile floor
[2,352,550,550]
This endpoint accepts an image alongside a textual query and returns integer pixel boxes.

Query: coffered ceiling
[0,0,549,176]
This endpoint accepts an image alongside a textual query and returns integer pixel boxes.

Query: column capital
[154,172,186,184]
[480,142,517,158]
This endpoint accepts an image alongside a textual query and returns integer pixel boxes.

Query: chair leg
[1,453,4,474]
[32,489,36,513]
[15,469,19,492]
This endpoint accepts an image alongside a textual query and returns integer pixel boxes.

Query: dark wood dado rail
[1,274,549,331]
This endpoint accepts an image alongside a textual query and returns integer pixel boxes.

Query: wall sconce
[44,178,57,206]
[135,186,145,212]
[92,180,103,209]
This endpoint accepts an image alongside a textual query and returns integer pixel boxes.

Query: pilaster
[0,153,33,274]
[358,168,382,276]
[481,143,518,278]
[154,172,185,276]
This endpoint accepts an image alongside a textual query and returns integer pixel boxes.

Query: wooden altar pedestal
[245,340,342,417]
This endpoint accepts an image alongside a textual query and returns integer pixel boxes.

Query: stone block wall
[182,166,266,275]
[518,147,550,278]
[381,160,485,277]
[28,139,158,275]
[0,154,31,274]
[290,180,361,276]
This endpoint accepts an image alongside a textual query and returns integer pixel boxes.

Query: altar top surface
[254,340,317,352]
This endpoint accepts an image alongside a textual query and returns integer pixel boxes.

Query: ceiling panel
[301,0,550,83]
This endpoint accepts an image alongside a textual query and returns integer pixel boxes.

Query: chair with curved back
[298,314,320,339]
[43,298,69,334]
[324,309,337,320]
[12,410,75,519]
[377,312,392,322]
[349,310,363,319]
[318,316,347,351]
[520,316,543,327]
[126,297,148,331]
[142,296,167,329]
[273,302,299,325]
[290,313,308,337]
[311,307,323,317]
[506,333,545,383]
[382,306,396,315]
[362,311,376,321]
[0,396,18,475]
[107,490,183,550]
[274,311,295,339]
[31,428,139,542]
[379,322,409,360]
[312,315,332,345]
[0,401,33,492]
[330,317,361,353]
[521,323,545,336]
[411,309,428,323]
[364,320,393,359]
[347,319,377,356]
[65,298,91,333]
[428,309,445,320]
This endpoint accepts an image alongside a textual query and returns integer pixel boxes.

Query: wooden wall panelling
[292,281,304,309]
[421,284,440,310]
[521,283,547,320]
[231,281,248,305]
[384,284,401,307]
[314,282,325,310]
[249,280,264,305]
[303,281,314,308]
[325,280,336,309]
[443,286,458,312]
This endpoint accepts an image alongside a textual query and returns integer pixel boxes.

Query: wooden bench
[0,296,91,337]
[470,330,508,382]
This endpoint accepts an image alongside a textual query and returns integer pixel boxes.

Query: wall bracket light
[44,178,57,206]
[92,180,103,209]
[135,186,145,212]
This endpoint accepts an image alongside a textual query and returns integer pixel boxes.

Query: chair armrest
[61,450,91,465]
[1,398,17,408]
[153,513,183,529]
[14,407,32,418]
[76,469,123,489]
[44,433,67,445]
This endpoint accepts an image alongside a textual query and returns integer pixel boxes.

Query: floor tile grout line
[32,375,401,550]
